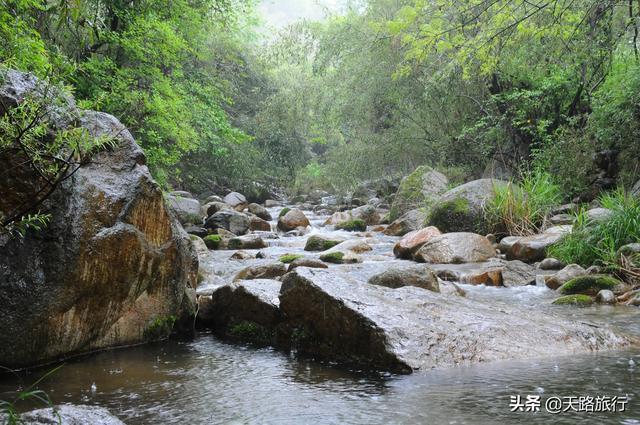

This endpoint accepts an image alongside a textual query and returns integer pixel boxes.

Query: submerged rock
[227,234,267,250]
[16,404,125,425]
[234,262,288,281]
[413,232,496,264]
[558,275,622,296]
[304,234,344,251]
[552,294,594,306]
[278,268,632,373]
[288,257,329,271]
[368,265,439,292]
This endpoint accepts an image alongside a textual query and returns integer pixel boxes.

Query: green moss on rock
[279,254,304,263]
[279,207,291,218]
[320,251,345,264]
[428,198,484,233]
[203,234,222,249]
[558,275,621,295]
[335,219,366,232]
[552,294,594,306]
[304,235,341,251]
[228,320,271,343]
[143,315,177,340]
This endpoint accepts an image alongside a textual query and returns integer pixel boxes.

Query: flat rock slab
[15,405,125,425]
[279,268,634,373]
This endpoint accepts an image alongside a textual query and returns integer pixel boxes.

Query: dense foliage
[2,0,640,199]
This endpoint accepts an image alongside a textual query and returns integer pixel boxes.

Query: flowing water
[2,206,640,424]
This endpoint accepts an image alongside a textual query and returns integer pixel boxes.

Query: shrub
[548,189,640,268]
[485,169,562,236]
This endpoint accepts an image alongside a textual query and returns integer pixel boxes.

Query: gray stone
[508,226,571,263]
[539,258,564,270]
[278,268,633,373]
[277,208,310,232]
[204,210,250,235]
[545,264,587,290]
[224,191,248,210]
[0,105,197,368]
[587,208,613,223]
[368,265,440,292]
[234,262,288,281]
[428,179,510,234]
[248,203,272,221]
[414,232,496,264]
[198,279,281,338]
[288,257,329,271]
[596,290,616,304]
[383,209,429,236]
[16,405,125,425]
[227,234,267,250]
[389,166,448,221]
[166,194,202,225]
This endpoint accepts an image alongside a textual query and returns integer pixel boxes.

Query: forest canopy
[1,0,639,199]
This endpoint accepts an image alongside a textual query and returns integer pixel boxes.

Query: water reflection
[1,332,639,425]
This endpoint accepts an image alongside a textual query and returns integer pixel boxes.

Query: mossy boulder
[203,234,222,249]
[335,219,367,232]
[428,179,509,234]
[279,254,304,263]
[558,275,622,296]
[320,251,344,263]
[388,165,448,221]
[304,235,344,251]
[552,294,594,306]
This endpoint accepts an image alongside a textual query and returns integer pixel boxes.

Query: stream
[2,206,640,424]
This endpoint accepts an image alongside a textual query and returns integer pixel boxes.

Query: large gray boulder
[197,279,281,341]
[278,268,633,373]
[0,105,197,367]
[14,405,125,425]
[388,166,448,221]
[248,203,272,221]
[166,193,202,225]
[413,232,496,264]
[428,179,510,234]
[204,209,250,235]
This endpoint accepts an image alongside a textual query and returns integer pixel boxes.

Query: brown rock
[393,226,442,259]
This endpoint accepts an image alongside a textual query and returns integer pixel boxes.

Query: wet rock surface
[277,267,633,372]
[14,405,125,425]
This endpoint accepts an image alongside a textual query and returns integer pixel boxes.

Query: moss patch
[558,275,621,295]
[552,294,594,306]
[228,320,271,343]
[304,235,341,251]
[279,207,291,218]
[336,219,366,232]
[203,234,222,249]
[279,254,304,263]
[429,198,484,233]
[144,315,177,340]
[320,251,345,264]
